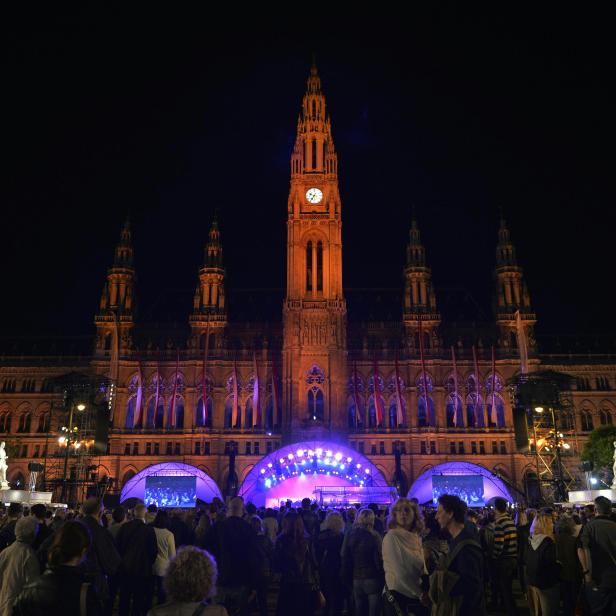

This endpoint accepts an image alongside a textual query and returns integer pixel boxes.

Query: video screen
[432,475,485,506]
[144,475,196,508]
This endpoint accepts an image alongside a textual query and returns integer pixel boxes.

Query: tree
[582,425,616,473]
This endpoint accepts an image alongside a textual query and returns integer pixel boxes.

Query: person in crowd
[79,497,121,615]
[492,497,518,616]
[0,502,23,551]
[273,510,320,616]
[0,517,40,616]
[578,495,616,614]
[341,508,384,616]
[146,504,157,525]
[315,511,345,616]
[382,497,429,616]
[262,509,278,543]
[465,510,480,537]
[29,505,53,552]
[299,497,319,538]
[194,513,211,549]
[368,504,385,536]
[152,510,176,605]
[514,509,530,597]
[433,494,486,616]
[208,497,258,616]
[116,502,158,616]
[168,510,195,548]
[13,520,103,616]
[108,506,127,542]
[50,509,66,533]
[146,546,227,616]
[556,515,581,616]
[250,515,273,616]
[525,511,560,616]
[422,513,448,575]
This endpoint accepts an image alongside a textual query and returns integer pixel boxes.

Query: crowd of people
[0,493,616,615]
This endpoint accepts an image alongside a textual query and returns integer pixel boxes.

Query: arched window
[196,397,213,428]
[306,241,313,292]
[600,409,612,425]
[104,333,112,351]
[168,396,184,429]
[580,411,593,432]
[245,398,253,428]
[224,396,235,428]
[312,139,317,169]
[0,413,11,433]
[18,412,32,433]
[38,413,50,433]
[264,396,274,431]
[125,396,137,428]
[347,395,365,428]
[308,388,325,421]
[560,411,574,431]
[388,396,406,428]
[418,395,435,427]
[446,394,464,428]
[316,241,323,292]
[466,375,484,427]
[486,393,506,428]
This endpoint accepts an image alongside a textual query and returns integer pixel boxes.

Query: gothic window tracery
[446,394,464,428]
[306,365,325,421]
[580,410,593,431]
[486,393,506,428]
[18,411,32,433]
[125,396,137,429]
[0,412,11,433]
[167,395,184,429]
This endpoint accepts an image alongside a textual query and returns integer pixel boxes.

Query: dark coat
[12,564,104,616]
[315,529,344,584]
[525,536,560,589]
[0,520,18,552]
[115,519,157,578]
[81,516,121,600]
[341,526,383,582]
[208,516,258,587]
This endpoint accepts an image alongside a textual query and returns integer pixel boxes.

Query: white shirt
[382,527,426,599]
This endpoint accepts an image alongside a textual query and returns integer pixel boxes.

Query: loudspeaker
[581,460,594,472]
[28,462,44,472]
[513,407,530,452]
[93,405,110,454]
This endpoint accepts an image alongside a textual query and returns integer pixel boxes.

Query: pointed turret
[494,215,536,352]
[189,217,227,349]
[403,218,440,349]
[94,217,136,356]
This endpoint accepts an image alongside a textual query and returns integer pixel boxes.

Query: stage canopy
[120,462,223,504]
[239,440,394,507]
[407,461,514,506]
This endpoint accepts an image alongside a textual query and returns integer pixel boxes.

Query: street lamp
[60,401,87,503]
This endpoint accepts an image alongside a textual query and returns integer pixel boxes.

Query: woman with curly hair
[147,546,227,616]
[382,498,430,616]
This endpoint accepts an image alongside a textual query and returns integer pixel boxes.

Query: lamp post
[59,402,86,503]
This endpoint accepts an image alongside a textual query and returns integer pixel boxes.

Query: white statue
[612,441,616,490]
[0,441,8,489]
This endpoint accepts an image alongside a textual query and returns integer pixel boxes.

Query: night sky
[3,9,612,342]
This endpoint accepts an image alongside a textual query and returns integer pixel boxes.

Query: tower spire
[189,217,227,349]
[403,217,440,349]
[94,218,136,356]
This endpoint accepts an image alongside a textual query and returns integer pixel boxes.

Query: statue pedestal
[0,481,8,491]
[567,488,616,504]
[0,489,54,506]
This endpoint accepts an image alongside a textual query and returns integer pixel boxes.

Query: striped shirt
[493,512,518,559]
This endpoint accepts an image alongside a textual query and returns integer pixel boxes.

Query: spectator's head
[436,495,466,530]
[15,516,39,544]
[112,506,126,525]
[154,510,171,530]
[81,498,102,519]
[228,497,244,518]
[530,512,554,538]
[30,504,47,521]
[323,511,344,534]
[387,497,424,534]
[355,508,376,530]
[164,546,218,602]
[557,516,575,536]
[515,510,528,526]
[494,498,508,513]
[134,504,147,521]
[147,503,158,514]
[54,509,66,521]
[48,521,91,567]
[281,511,306,539]
[250,514,264,535]
[595,496,612,516]
[8,502,23,519]
[245,502,257,516]
[466,510,479,525]
[301,498,311,510]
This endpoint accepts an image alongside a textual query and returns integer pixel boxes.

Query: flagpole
[252,352,261,428]
[418,319,431,425]
[170,349,179,428]
[201,317,211,426]
[134,359,143,428]
[394,352,404,427]
[373,357,383,427]
[353,361,361,428]
[232,358,239,428]
[451,346,459,427]
[491,346,497,426]
[472,345,482,427]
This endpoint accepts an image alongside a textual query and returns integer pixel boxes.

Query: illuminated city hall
[1,64,614,506]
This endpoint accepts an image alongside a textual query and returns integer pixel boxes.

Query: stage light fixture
[334,452,342,461]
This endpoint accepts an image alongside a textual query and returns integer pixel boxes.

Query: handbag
[383,583,405,616]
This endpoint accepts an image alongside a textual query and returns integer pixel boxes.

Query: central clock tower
[283,63,347,439]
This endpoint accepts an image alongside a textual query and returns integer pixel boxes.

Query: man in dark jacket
[209,497,258,616]
[436,494,486,616]
[29,504,53,552]
[115,503,157,616]
[80,498,121,615]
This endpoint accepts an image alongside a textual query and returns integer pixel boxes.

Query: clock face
[305,188,323,204]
